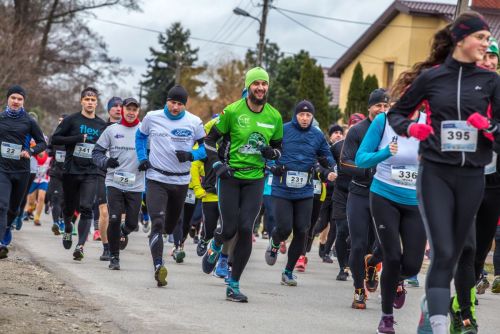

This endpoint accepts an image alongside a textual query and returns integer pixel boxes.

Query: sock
[429,315,448,334]
[103,243,109,251]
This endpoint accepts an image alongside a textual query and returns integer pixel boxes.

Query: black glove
[106,157,120,169]
[175,150,193,163]
[260,145,280,160]
[364,167,376,178]
[317,156,330,169]
[270,165,286,176]
[138,160,151,171]
[213,161,233,179]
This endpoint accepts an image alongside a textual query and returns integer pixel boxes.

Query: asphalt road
[11,218,500,334]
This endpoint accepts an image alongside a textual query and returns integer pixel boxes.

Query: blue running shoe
[58,220,65,234]
[2,226,12,246]
[281,269,297,286]
[417,295,433,334]
[214,255,229,278]
[202,239,221,274]
[14,215,23,231]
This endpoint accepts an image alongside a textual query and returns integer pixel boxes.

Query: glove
[213,161,233,179]
[106,157,120,169]
[467,112,490,130]
[317,156,330,169]
[138,160,151,171]
[260,145,281,160]
[193,187,207,198]
[175,150,193,163]
[408,123,434,141]
[270,165,286,176]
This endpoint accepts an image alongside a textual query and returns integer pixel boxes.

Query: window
[385,62,395,88]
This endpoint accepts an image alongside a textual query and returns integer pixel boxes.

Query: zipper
[457,66,465,167]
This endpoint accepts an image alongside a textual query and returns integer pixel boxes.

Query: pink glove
[408,123,434,141]
[467,112,490,130]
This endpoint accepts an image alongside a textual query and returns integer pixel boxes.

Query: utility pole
[257,0,271,66]
[455,0,469,18]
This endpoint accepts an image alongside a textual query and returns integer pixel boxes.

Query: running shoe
[51,223,60,236]
[449,304,462,334]
[364,254,379,292]
[265,238,280,266]
[214,255,229,278]
[476,276,490,295]
[459,318,478,334]
[100,248,111,261]
[393,281,407,309]
[295,255,307,272]
[196,239,209,256]
[0,243,8,259]
[62,233,72,249]
[322,255,333,263]
[279,241,287,254]
[226,281,248,303]
[417,295,432,334]
[336,268,349,281]
[261,231,269,239]
[58,220,65,233]
[119,226,129,250]
[109,257,120,270]
[318,243,326,258]
[377,315,396,334]
[492,276,500,293]
[14,215,23,230]
[154,264,168,287]
[2,226,12,246]
[172,247,186,264]
[406,275,420,287]
[73,245,84,261]
[281,269,297,286]
[351,288,367,309]
[142,220,150,233]
[34,219,41,226]
[93,230,101,241]
[202,240,220,274]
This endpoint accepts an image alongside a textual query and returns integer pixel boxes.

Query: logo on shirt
[171,128,193,137]
[237,114,251,128]
[114,134,125,139]
[79,124,100,141]
[238,132,266,155]
[475,86,482,91]
[257,122,275,129]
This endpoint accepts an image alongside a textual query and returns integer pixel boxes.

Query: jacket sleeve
[340,125,369,178]
[51,117,83,145]
[205,125,223,167]
[92,144,108,170]
[317,135,335,167]
[355,114,392,168]
[490,75,500,153]
[29,118,47,155]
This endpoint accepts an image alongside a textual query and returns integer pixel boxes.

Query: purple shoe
[377,315,395,334]
[393,281,407,309]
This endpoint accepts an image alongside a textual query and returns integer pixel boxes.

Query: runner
[93,97,144,270]
[341,89,388,309]
[264,100,334,286]
[0,85,46,259]
[388,12,500,334]
[356,107,427,333]
[135,85,206,286]
[203,67,283,302]
[51,86,107,261]
[24,149,51,226]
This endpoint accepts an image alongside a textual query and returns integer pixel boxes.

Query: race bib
[1,142,22,160]
[391,165,418,187]
[485,152,498,175]
[185,189,195,204]
[36,166,48,179]
[267,174,273,186]
[73,143,95,159]
[55,150,66,163]
[441,121,477,152]
[285,171,309,188]
[113,171,136,187]
[313,179,322,195]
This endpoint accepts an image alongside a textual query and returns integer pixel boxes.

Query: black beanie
[7,85,26,99]
[167,85,188,105]
[368,88,389,108]
[294,100,315,115]
[328,124,344,136]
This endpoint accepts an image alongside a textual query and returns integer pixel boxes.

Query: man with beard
[203,67,283,302]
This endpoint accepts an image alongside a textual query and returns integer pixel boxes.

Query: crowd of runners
[1,11,500,334]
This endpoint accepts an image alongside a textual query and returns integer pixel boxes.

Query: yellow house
[328,0,500,112]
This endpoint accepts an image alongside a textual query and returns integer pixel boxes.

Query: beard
[248,89,268,106]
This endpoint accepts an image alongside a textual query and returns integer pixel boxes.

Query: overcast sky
[88,0,457,97]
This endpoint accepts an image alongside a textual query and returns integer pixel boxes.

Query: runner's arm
[51,117,83,145]
[355,114,391,168]
[340,126,369,178]
[29,118,47,155]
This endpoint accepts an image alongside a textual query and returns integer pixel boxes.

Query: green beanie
[245,67,269,89]
[487,37,499,58]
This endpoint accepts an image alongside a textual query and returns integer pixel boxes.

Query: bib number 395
[441,121,477,152]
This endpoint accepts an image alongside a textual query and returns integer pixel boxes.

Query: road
[10,218,500,334]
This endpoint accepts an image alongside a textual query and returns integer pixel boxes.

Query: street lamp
[233,7,264,65]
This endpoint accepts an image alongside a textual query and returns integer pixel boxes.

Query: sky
[88,0,458,98]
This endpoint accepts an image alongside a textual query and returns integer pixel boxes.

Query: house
[323,67,340,106]
[328,0,500,112]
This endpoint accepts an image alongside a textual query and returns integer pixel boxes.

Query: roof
[328,0,500,77]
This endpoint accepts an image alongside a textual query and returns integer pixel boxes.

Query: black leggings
[47,176,63,223]
[106,187,142,257]
[314,198,336,254]
[146,179,188,266]
[202,201,219,241]
[19,173,36,215]
[173,201,197,247]
[495,225,500,276]
[417,160,485,317]
[272,196,313,271]
[0,171,30,238]
[214,176,264,282]
[304,197,322,254]
[335,219,350,269]
[370,192,426,315]
[347,191,383,289]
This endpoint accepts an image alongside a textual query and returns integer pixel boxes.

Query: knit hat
[348,113,366,126]
[167,85,188,105]
[328,124,344,136]
[107,96,123,112]
[368,88,389,108]
[7,85,26,99]
[245,67,269,90]
[451,15,490,44]
[487,37,499,58]
[294,100,315,115]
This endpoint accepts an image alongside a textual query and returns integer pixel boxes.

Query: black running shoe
[109,257,120,270]
[73,245,84,261]
[0,244,8,259]
[336,269,349,281]
[100,249,111,261]
[62,233,72,250]
[202,240,220,274]
[322,255,334,263]
[154,265,168,287]
[51,223,61,236]
[196,239,208,256]
[226,282,248,303]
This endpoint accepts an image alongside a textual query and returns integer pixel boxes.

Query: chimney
[471,0,500,10]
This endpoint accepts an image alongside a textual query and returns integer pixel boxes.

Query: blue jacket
[271,116,334,200]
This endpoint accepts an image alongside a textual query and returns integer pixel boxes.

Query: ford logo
[171,129,192,137]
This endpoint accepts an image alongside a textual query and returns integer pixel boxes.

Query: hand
[408,123,434,141]
[270,165,286,176]
[260,146,280,160]
[106,157,120,169]
[467,112,490,130]
[389,141,398,155]
[138,160,151,171]
[194,187,207,198]
[20,150,31,159]
[327,172,337,182]
[213,161,233,179]
[317,156,330,168]
[175,150,193,163]
[83,134,88,143]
